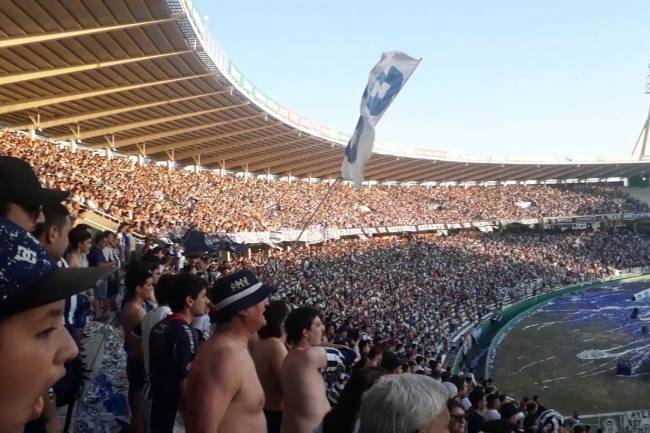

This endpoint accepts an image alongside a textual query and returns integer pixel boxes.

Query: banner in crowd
[581,409,650,433]
[228,212,650,245]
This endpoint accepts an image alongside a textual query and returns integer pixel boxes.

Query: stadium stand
[2,1,650,433]
[1,130,649,239]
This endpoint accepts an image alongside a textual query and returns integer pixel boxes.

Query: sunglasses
[18,203,43,215]
[451,415,466,423]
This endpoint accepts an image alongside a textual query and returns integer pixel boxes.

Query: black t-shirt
[149,314,200,433]
[468,410,486,433]
[483,419,517,433]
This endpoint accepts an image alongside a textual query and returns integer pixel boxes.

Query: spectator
[0,155,58,231]
[29,204,74,433]
[87,232,116,319]
[66,225,92,268]
[482,401,523,433]
[148,273,209,433]
[0,218,108,433]
[136,273,175,431]
[450,375,471,410]
[33,204,72,265]
[102,231,121,311]
[380,351,403,374]
[467,388,487,433]
[536,410,566,433]
[359,374,450,433]
[0,156,72,433]
[281,307,358,433]
[251,300,290,433]
[185,270,273,433]
[122,261,155,433]
[355,344,383,371]
[533,395,548,413]
[501,402,526,433]
[322,367,386,433]
[116,223,131,263]
[33,204,81,333]
[484,393,502,421]
[524,402,540,433]
[3,130,648,237]
[448,399,468,433]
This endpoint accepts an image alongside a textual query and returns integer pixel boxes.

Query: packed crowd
[3,154,650,433]
[1,130,648,238]
[250,230,650,361]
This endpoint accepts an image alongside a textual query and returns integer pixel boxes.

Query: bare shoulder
[199,339,249,377]
[122,302,144,327]
[286,346,324,366]
[270,338,288,353]
[305,346,326,364]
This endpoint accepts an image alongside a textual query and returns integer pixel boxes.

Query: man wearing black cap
[185,269,273,433]
[0,156,69,232]
[1,155,76,433]
[0,218,111,433]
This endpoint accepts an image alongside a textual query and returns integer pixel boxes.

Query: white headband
[213,281,263,312]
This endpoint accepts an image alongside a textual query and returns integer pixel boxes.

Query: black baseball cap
[211,270,274,315]
[0,156,69,205]
[0,218,112,320]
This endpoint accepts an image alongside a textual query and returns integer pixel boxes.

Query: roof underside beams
[0,0,648,183]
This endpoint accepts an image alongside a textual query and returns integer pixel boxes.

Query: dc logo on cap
[230,277,250,292]
[15,246,38,264]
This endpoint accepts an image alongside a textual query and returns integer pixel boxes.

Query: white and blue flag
[341,51,421,187]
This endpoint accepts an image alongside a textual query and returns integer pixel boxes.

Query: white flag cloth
[341,51,421,187]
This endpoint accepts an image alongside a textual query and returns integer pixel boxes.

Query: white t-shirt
[462,397,472,411]
[140,305,172,373]
[192,314,212,340]
[483,409,501,422]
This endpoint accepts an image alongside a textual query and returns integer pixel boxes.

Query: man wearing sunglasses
[0,156,69,231]
[0,214,112,433]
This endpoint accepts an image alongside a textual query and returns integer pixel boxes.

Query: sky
[192,1,650,160]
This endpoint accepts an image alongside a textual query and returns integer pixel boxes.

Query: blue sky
[192,1,649,159]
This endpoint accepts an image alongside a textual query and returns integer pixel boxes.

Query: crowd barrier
[77,199,650,246]
[580,410,650,433]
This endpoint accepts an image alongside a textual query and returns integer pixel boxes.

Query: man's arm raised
[186,347,242,433]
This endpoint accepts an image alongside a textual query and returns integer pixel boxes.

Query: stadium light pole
[635,63,650,160]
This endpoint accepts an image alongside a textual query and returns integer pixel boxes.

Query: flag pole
[295,177,341,243]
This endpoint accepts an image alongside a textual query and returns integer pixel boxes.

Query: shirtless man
[281,307,358,433]
[251,300,290,433]
[122,261,154,433]
[186,270,273,433]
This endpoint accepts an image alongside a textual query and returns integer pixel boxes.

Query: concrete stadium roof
[0,0,648,182]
